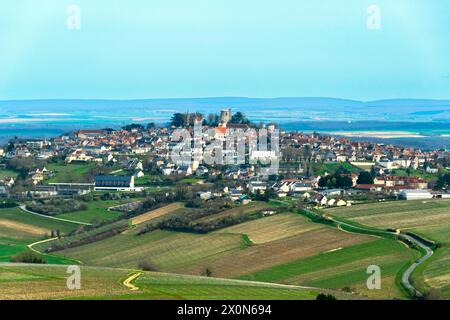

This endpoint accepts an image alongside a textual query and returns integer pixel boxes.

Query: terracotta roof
[215,127,229,134]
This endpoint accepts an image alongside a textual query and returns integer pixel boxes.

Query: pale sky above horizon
[0,0,449,101]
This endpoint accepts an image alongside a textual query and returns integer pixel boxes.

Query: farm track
[27,237,85,265]
[27,237,59,255]
[123,271,143,291]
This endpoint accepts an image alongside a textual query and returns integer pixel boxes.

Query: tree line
[170,111,251,128]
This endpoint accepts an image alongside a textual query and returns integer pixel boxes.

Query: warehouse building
[399,189,432,201]
[95,175,140,192]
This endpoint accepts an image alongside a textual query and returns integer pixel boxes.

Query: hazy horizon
[2,97,450,103]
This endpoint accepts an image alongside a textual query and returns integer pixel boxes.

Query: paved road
[400,234,434,298]
[305,209,434,298]
[19,205,92,226]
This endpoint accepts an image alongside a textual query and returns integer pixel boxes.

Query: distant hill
[1,98,450,147]
[1,97,450,114]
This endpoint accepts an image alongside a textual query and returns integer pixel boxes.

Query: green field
[0,264,130,299]
[0,168,18,179]
[240,239,416,299]
[33,220,129,254]
[57,199,133,224]
[325,199,450,299]
[180,177,204,184]
[2,196,445,300]
[391,169,441,180]
[351,162,375,171]
[214,212,323,244]
[0,207,79,263]
[195,201,273,223]
[312,162,361,175]
[0,207,79,235]
[326,199,450,231]
[46,163,96,183]
[56,229,246,271]
[0,241,29,263]
[131,272,331,300]
[52,208,412,298]
[0,264,354,300]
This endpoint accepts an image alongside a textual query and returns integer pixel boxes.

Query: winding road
[400,236,434,298]
[304,209,434,298]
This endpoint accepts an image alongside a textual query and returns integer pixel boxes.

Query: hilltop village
[1,109,450,208]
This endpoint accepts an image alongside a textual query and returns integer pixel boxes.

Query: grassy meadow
[45,162,97,183]
[57,199,136,224]
[312,162,361,175]
[214,212,323,244]
[0,264,356,300]
[239,239,417,299]
[0,168,18,179]
[0,207,80,263]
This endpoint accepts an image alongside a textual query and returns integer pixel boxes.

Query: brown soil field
[182,227,374,278]
[131,203,184,225]
[0,220,48,236]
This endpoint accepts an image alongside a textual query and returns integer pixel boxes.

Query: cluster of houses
[1,109,449,204]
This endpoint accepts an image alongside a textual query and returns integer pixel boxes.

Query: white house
[134,170,145,178]
[378,159,396,169]
[2,176,15,187]
[292,182,313,192]
[198,191,213,200]
[250,150,278,162]
[277,191,288,198]
[426,166,439,174]
[336,154,348,162]
[312,194,328,207]
[335,199,348,207]
[229,188,244,201]
[248,181,267,194]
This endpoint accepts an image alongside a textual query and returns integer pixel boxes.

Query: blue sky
[0,0,449,100]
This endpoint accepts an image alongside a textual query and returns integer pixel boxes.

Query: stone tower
[220,108,232,124]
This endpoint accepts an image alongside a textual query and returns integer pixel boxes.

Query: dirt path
[27,236,85,265]
[123,271,143,291]
[27,237,59,254]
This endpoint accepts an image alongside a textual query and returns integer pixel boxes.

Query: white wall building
[399,190,432,200]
